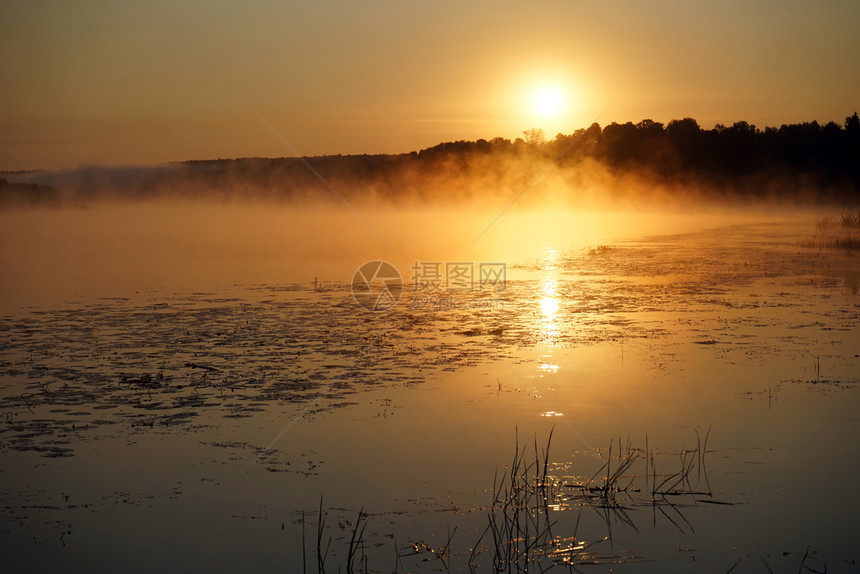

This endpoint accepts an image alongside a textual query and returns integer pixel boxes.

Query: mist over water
[0,195,817,313]
[1,185,858,572]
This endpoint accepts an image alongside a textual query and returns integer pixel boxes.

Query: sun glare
[499,64,584,136]
[533,87,564,118]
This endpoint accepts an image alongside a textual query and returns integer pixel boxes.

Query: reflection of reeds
[485,429,554,570]
[475,427,606,572]
[727,546,830,573]
[586,436,639,508]
[650,428,712,499]
[303,427,725,571]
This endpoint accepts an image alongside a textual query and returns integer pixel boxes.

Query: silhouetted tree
[845,112,860,134]
[11,112,859,206]
[523,128,546,146]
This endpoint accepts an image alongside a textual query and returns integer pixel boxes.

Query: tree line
[416,112,860,193]
[3,113,859,206]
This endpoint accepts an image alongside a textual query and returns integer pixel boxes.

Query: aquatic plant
[302,427,727,572]
[806,212,860,251]
[840,210,860,229]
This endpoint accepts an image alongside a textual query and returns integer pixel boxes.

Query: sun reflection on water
[539,362,560,373]
[538,247,561,347]
[540,296,559,316]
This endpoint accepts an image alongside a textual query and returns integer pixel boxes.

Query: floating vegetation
[2,216,856,464]
[587,245,617,256]
[1,215,857,571]
[779,356,859,391]
[0,292,486,458]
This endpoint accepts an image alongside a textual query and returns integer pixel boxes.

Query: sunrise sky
[2,0,858,171]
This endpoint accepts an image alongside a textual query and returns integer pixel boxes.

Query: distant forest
[3,113,859,206]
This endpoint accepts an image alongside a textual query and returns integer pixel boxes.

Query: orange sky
[2,0,858,171]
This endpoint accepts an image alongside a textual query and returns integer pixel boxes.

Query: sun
[533,86,564,118]
[502,69,583,133]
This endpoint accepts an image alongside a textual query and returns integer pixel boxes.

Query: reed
[345,507,367,574]
[303,427,724,571]
[840,210,860,229]
[316,497,331,574]
[805,213,860,251]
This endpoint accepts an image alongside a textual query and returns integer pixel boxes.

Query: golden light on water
[538,247,561,346]
[540,296,559,316]
[540,247,559,272]
[539,362,560,374]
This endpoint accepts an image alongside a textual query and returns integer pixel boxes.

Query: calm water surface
[1,203,858,572]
